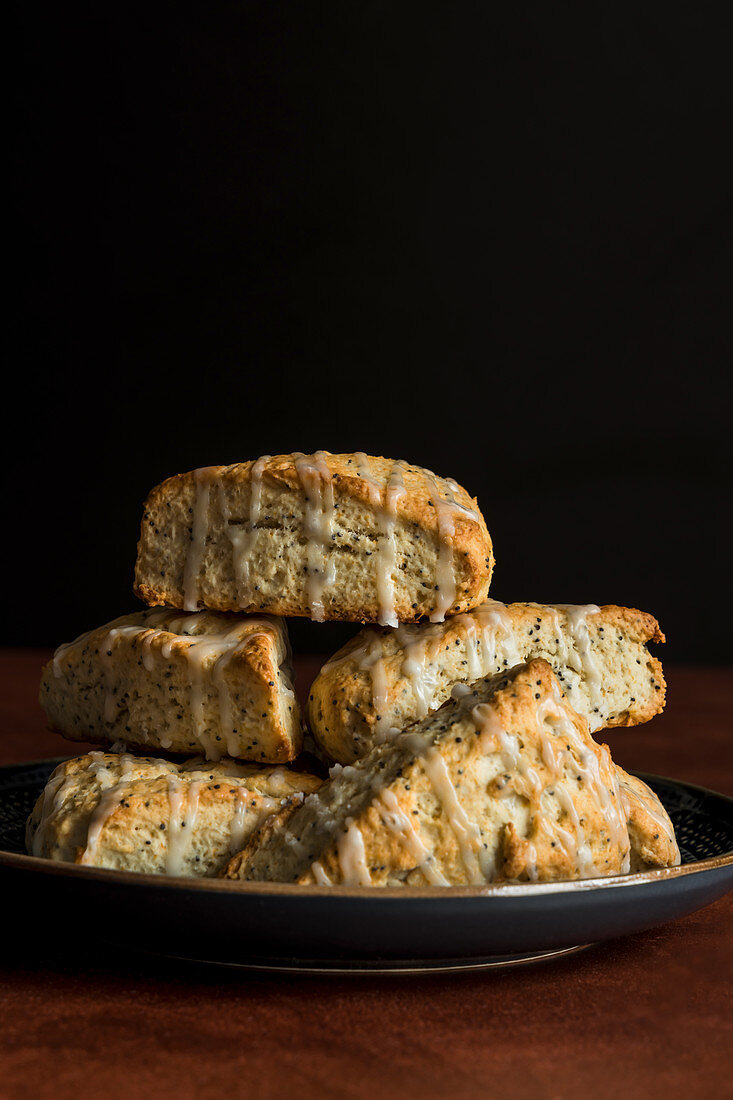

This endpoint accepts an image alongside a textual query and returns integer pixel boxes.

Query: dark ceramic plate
[1,758,732,973]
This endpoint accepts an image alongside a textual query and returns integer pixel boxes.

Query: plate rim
[2,760,732,898]
[121,942,593,974]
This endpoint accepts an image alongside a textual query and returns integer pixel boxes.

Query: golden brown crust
[133,453,494,623]
[596,605,665,645]
[142,454,485,548]
[307,601,666,764]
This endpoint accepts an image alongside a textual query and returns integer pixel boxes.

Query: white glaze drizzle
[354,634,396,744]
[394,622,445,719]
[220,454,272,605]
[380,463,408,617]
[80,753,137,865]
[354,452,382,506]
[31,755,106,858]
[438,600,522,702]
[534,688,628,875]
[294,451,336,621]
[553,604,603,713]
[31,769,68,856]
[546,814,580,865]
[183,466,219,611]
[524,842,539,882]
[310,860,333,885]
[422,472,480,623]
[424,472,458,622]
[377,788,450,885]
[228,787,281,856]
[621,781,675,839]
[336,820,372,885]
[354,454,408,628]
[140,627,160,672]
[420,748,486,883]
[178,618,273,760]
[184,634,230,759]
[164,775,199,876]
[211,654,238,758]
[468,682,631,880]
[229,788,251,854]
[554,784,595,875]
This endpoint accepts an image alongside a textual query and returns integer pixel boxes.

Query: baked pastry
[225,659,679,886]
[40,609,301,762]
[27,752,322,876]
[616,768,681,872]
[133,452,494,624]
[307,600,665,763]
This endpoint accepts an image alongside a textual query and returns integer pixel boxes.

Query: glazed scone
[133,453,494,624]
[307,600,666,763]
[616,767,680,871]
[225,659,679,886]
[40,609,301,763]
[26,752,322,877]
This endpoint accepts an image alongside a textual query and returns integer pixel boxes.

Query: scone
[225,659,679,886]
[40,609,301,762]
[617,768,681,872]
[307,600,666,763]
[27,752,322,877]
[133,452,494,624]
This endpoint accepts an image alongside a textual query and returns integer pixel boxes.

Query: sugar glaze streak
[354,453,408,628]
[220,454,272,606]
[294,451,336,621]
[183,466,220,611]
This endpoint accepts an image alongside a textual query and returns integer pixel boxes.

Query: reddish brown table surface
[0,650,731,1100]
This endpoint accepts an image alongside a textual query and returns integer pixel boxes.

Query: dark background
[8,3,732,660]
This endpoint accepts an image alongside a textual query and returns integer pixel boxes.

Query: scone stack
[30,452,679,885]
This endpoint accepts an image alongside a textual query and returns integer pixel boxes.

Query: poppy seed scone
[133,452,494,625]
[307,600,666,763]
[40,609,301,763]
[616,768,680,871]
[26,752,322,877]
[225,659,679,886]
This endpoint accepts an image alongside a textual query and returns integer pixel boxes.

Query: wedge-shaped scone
[616,768,681,872]
[134,452,494,624]
[307,600,666,763]
[40,609,301,762]
[27,752,322,877]
[225,660,679,886]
